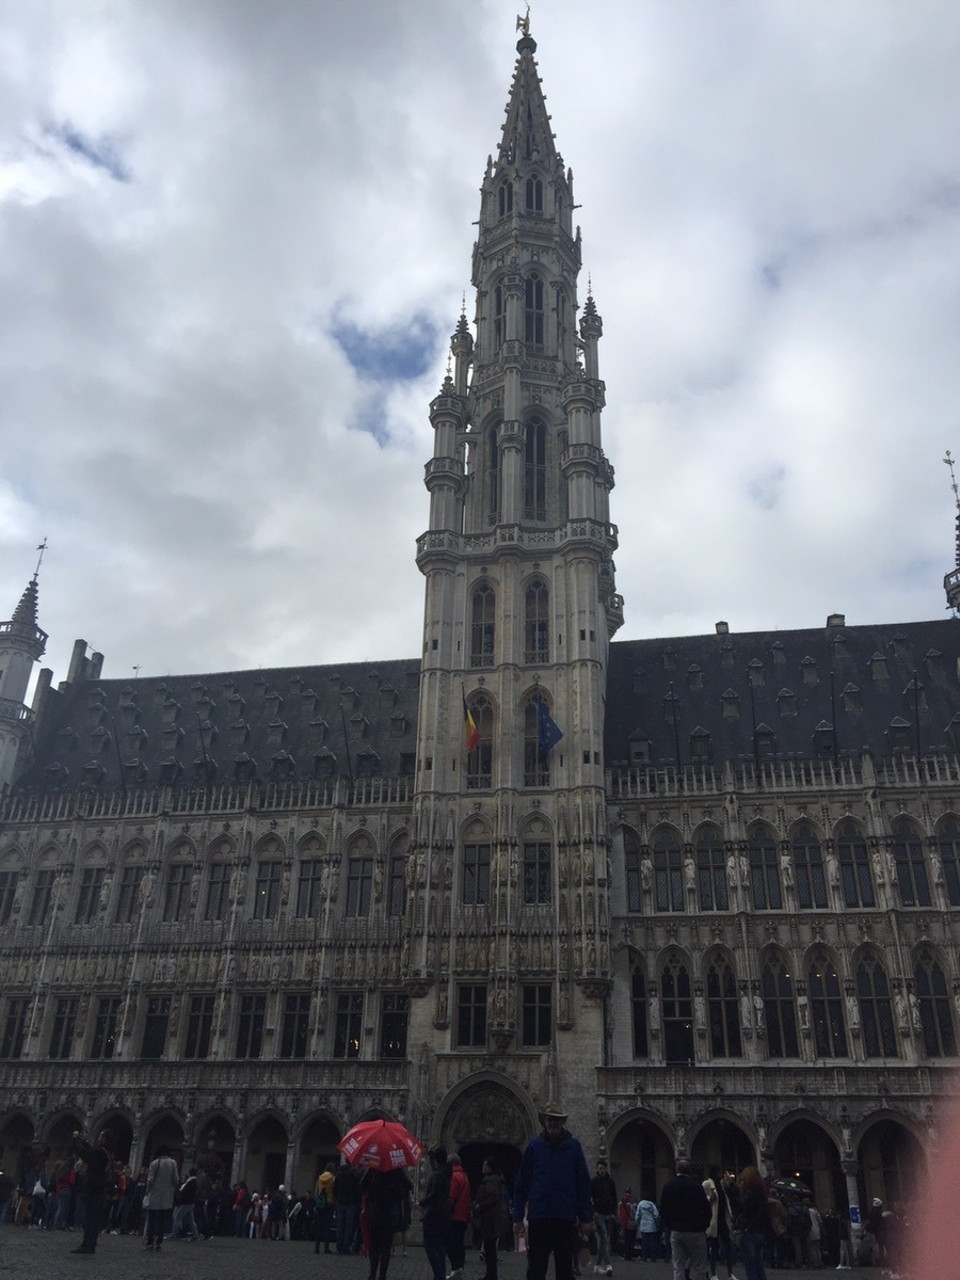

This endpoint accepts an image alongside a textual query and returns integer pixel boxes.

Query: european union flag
[536,697,564,755]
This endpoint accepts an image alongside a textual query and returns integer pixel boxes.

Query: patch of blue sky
[44,122,130,182]
[333,311,438,383]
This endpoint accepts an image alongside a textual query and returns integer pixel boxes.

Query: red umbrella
[337,1118,424,1170]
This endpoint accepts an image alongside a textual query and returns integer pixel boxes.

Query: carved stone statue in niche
[641,857,652,891]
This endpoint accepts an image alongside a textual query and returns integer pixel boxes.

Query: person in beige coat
[145,1145,180,1252]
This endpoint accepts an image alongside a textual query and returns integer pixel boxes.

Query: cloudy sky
[2,0,959,688]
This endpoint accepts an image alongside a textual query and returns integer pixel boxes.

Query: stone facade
[0,26,958,1221]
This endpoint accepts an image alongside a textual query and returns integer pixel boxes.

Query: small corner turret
[0,562,49,789]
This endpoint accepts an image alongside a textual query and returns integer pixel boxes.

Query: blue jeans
[425,1236,448,1280]
[740,1231,769,1280]
[594,1214,613,1269]
[337,1202,358,1252]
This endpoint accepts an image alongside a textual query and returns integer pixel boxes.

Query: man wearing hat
[512,1102,593,1280]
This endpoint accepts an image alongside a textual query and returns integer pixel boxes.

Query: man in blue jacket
[513,1101,594,1280]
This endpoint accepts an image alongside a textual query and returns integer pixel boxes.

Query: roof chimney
[715,621,729,635]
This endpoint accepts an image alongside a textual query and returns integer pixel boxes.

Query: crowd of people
[0,1109,908,1280]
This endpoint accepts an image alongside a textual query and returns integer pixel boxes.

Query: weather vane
[34,536,48,577]
[516,6,530,36]
[945,451,959,512]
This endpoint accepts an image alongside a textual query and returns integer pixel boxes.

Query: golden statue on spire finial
[516,6,530,36]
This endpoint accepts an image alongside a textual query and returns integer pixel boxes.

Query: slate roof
[605,618,960,769]
[18,659,422,793]
[13,618,960,794]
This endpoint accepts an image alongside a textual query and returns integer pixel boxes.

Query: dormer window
[720,689,739,720]
[813,721,836,759]
[689,726,712,762]
[777,688,797,718]
[869,652,888,682]
[800,656,819,686]
[628,732,650,767]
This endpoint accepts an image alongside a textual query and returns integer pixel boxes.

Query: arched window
[937,816,960,906]
[837,820,875,907]
[631,964,648,1058]
[856,951,897,1058]
[748,825,782,909]
[523,695,553,787]
[462,840,491,906]
[465,694,493,790]
[893,817,931,906]
[914,948,957,1057]
[524,577,549,664]
[470,584,495,668]
[497,180,513,217]
[706,955,742,1058]
[523,418,547,521]
[696,826,728,911]
[486,424,500,525]
[762,951,799,1058]
[524,273,544,347]
[522,838,550,904]
[624,829,642,913]
[808,951,847,1058]
[493,284,504,349]
[525,174,543,212]
[652,827,684,913]
[793,823,827,909]
[661,952,694,1065]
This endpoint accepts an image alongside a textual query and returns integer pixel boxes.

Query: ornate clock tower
[407,23,622,1124]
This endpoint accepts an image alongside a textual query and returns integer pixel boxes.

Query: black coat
[658,1174,711,1234]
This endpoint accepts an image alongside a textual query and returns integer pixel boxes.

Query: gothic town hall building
[1,28,958,1219]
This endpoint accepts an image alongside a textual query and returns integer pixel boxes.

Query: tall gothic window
[525,174,543,212]
[748,826,782,909]
[525,577,549,663]
[937,816,960,906]
[706,955,742,1058]
[624,830,642,913]
[524,274,544,347]
[296,859,324,918]
[524,419,547,521]
[914,948,956,1057]
[762,950,799,1058]
[75,867,104,924]
[792,823,827,909]
[470,585,496,668]
[653,827,684,913]
[387,855,406,918]
[696,826,728,911]
[204,863,231,922]
[456,984,487,1048]
[29,868,56,927]
[333,993,363,1059]
[486,424,500,524]
[522,841,551,904]
[661,952,694,1065]
[631,965,648,1058]
[808,952,847,1058]
[856,951,897,1058]
[252,859,281,920]
[497,180,513,217]
[521,984,552,1046]
[379,992,409,1059]
[837,820,875,907]
[893,817,931,906]
[523,696,551,787]
[346,858,374,917]
[162,863,191,922]
[462,842,491,906]
[114,866,143,924]
[465,695,493,790]
[493,285,504,349]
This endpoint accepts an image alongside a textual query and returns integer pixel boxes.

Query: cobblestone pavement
[0,1229,885,1280]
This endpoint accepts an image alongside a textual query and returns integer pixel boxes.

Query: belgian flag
[463,693,480,753]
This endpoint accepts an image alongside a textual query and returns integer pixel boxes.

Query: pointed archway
[439,1080,531,1195]
[690,1115,755,1178]
[608,1113,674,1202]
[856,1117,923,1209]
[773,1118,845,1213]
